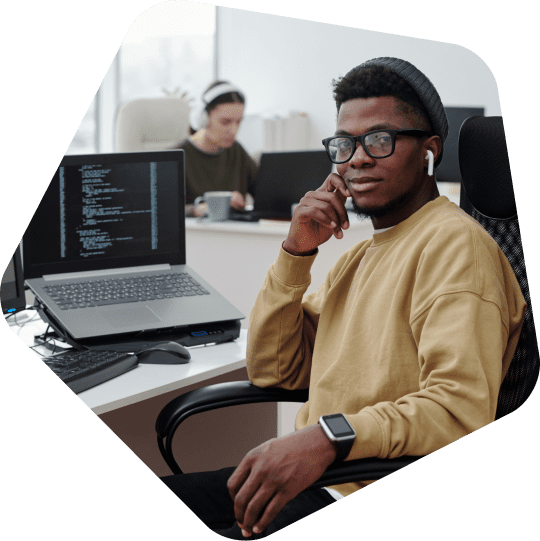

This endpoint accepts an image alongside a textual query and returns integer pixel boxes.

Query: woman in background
[176,81,257,217]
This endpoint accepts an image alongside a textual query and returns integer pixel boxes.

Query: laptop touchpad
[103,306,162,328]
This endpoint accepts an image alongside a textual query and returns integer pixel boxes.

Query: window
[65,1,216,154]
[120,2,216,103]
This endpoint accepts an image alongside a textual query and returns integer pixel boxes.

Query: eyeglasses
[321,129,430,164]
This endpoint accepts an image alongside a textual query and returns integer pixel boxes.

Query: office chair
[458,116,539,418]
[115,96,191,152]
[155,115,539,489]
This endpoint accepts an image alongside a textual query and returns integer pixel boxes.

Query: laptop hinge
[43,264,172,281]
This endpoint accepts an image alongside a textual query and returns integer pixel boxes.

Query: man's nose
[349,142,375,166]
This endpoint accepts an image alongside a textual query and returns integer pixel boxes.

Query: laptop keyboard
[42,272,210,310]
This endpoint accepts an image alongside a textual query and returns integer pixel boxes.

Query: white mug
[194,191,232,221]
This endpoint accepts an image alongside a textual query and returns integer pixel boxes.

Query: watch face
[324,414,355,438]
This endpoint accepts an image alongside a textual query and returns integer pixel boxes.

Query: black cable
[33,324,70,355]
[32,300,82,350]
[28,344,48,357]
[43,326,69,356]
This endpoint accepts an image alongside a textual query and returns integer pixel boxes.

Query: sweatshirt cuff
[344,410,384,460]
[272,244,318,286]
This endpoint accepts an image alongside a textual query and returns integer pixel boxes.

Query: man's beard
[350,191,411,223]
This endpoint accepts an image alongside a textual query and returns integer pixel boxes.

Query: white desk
[79,334,247,415]
[7,315,276,476]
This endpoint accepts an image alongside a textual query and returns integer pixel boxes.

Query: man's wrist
[282,240,317,257]
[310,424,338,466]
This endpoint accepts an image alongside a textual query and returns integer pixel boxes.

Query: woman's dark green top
[176,139,258,204]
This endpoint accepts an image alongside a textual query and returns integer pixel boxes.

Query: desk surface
[8,313,248,415]
[82,334,247,414]
[185,211,372,236]
[185,183,460,236]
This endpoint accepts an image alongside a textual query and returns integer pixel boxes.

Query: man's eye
[336,140,352,150]
[371,133,391,144]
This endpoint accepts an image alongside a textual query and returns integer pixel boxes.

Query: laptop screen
[23,150,185,279]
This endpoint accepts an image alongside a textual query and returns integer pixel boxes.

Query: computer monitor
[437,106,485,183]
[252,150,332,218]
[1,245,26,314]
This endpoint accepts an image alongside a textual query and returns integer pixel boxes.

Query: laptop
[23,150,244,341]
[230,150,332,221]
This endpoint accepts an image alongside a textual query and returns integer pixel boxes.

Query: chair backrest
[115,97,191,152]
[458,116,539,418]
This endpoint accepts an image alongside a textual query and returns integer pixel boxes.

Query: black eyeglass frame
[321,129,431,164]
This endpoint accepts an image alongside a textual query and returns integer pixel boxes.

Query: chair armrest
[307,456,422,490]
[155,380,423,484]
[156,381,308,438]
[155,381,309,474]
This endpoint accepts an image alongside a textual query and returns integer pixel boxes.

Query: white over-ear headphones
[190,83,244,131]
[425,150,434,176]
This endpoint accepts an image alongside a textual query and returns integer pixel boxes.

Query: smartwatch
[318,414,356,462]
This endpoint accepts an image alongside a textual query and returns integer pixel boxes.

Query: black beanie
[348,57,448,165]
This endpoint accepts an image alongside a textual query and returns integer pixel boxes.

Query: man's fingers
[239,485,277,534]
[322,172,351,199]
[227,463,252,501]
[301,192,349,232]
[297,205,342,239]
[286,173,350,253]
[251,493,289,536]
[233,474,263,527]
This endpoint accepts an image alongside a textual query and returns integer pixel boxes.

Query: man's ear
[425,135,442,164]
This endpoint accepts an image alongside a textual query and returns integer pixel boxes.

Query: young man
[162,57,526,539]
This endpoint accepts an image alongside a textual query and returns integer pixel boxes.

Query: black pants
[161,467,336,539]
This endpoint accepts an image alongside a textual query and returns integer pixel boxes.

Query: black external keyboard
[42,349,139,394]
[42,272,210,310]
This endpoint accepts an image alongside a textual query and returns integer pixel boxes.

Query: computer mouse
[136,341,191,365]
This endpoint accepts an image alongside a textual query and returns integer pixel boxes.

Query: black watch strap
[333,437,354,462]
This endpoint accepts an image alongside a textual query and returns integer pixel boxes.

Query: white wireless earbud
[425,150,434,176]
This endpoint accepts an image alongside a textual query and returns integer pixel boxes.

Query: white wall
[217,8,501,140]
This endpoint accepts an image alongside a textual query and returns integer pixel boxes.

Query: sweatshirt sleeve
[346,291,512,460]
[246,246,329,390]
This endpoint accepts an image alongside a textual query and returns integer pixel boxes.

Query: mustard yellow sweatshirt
[246,197,526,497]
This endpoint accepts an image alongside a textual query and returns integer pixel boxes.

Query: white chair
[115,97,192,152]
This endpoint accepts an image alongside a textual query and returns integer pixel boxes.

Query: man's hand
[227,425,337,537]
[283,173,351,256]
